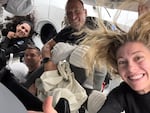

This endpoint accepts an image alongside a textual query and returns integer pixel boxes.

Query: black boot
[0,49,6,70]
[55,98,70,113]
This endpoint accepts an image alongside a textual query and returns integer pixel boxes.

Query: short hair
[65,0,84,10]
[26,44,41,55]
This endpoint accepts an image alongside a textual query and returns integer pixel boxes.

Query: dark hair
[2,13,35,37]
[20,21,34,30]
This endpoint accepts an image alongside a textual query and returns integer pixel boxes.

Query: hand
[42,43,52,58]
[42,39,56,58]
[7,31,17,39]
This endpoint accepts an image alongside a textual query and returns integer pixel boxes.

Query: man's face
[24,48,42,71]
[16,23,31,38]
[66,0,87,31]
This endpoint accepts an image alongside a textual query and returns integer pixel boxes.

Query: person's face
[138,4,150,16]
[66,0,87,31]
[24,49,42,71]
[117,42,150,94]
[16,23,31,38]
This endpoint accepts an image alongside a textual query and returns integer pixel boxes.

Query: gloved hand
[0,49,6,70]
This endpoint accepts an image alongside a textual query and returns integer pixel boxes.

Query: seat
[0,83,27,113]
[0,67,43,111]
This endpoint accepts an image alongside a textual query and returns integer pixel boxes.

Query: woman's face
[117,42,150,94]
[16,23,31,38]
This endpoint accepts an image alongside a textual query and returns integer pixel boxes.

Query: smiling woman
[0,15,35,69]
[81,11,150,113]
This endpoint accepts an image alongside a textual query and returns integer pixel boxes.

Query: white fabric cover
[51,42,88,68]
[5,0,34,16]
[88,90,106,113]
[52,42,77,64]
[35,61,87,113]
[69,45,89,69]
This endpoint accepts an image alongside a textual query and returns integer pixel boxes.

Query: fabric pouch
[35,60,87,113]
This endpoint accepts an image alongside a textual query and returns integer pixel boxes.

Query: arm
[0,31,17,51]
[42,39,57,71]
[42,39,56,56]
[7,31,17,39]
[43,61,57,72]
[97,96,121,113]
[97,84,125,113]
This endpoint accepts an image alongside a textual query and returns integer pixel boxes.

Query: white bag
[35,60,87,112]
